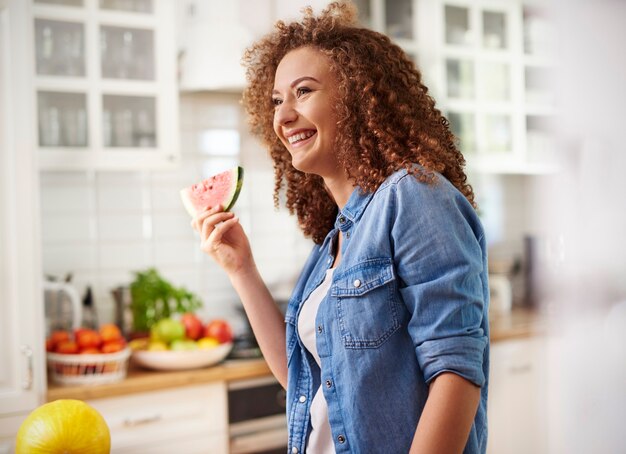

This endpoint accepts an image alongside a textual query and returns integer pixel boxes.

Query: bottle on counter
[81,286,98,329]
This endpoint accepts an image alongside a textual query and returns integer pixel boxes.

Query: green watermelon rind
[180,166,244,217]
[223,166,244,212]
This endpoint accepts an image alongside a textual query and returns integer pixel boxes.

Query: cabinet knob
[20,345,34,390]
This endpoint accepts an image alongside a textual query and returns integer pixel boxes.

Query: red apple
[204,319,233,344]
[181,313,204,340]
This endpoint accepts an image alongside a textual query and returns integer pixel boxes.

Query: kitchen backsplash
[40,92,541,330]
[40,92,313,332]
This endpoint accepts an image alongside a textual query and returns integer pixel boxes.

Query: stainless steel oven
[228,375,288,454]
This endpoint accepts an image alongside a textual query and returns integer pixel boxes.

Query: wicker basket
[47,347,131,386]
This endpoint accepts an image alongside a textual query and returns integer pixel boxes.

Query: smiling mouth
[287,130,316,145]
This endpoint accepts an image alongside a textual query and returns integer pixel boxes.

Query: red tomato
[100,340,126,354]
[75,329,102,350]
[55,341,79,354]
[204,319,233,344]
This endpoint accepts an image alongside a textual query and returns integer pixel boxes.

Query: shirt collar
[334,186,375,231]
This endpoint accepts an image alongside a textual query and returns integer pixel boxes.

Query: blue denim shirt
[284,169,490,454]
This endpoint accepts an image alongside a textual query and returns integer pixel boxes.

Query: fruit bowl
[131,342,233,371]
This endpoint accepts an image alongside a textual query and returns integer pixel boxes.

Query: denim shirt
[284,169,490,454]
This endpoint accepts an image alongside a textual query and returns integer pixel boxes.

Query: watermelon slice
[180,166,244,217]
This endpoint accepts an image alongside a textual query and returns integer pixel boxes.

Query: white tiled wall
[40,92,313,332]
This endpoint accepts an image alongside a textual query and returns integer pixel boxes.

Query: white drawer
[87,383,228,454]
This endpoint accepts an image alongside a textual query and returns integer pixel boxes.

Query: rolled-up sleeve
[391,174,489,387]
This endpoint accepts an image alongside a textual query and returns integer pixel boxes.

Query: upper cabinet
[335,0,557,174]
[31,0,179,170]
[176,0,334,93]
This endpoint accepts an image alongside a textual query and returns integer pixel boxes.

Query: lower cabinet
[87,383,228,454]
[487,337,548,454]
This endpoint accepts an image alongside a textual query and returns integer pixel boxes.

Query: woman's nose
[275,100,297,125]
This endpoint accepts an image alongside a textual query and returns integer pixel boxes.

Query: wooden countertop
[47,308,543,402]
[47,358,272,402]
[489,307,546,342]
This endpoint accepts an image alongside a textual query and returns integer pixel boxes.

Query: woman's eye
[296,87,311,97]
[272,98,282,106]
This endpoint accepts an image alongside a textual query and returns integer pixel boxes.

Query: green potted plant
[129,268,202,336]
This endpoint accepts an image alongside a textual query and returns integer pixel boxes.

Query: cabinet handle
[20,345,33,390]
[123,414,162,427]
[508,364,532,375]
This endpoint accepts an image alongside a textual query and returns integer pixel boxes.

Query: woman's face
[272,47,342,181]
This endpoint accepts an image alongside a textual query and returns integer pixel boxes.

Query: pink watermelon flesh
[180,166,243,217]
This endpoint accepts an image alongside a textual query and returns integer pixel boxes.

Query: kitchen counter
[489,307,546,342]
[47,358,271,401]
[47,308,544,402]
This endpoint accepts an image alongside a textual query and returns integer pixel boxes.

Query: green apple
[170,339,198,351]
[150,318,185,344]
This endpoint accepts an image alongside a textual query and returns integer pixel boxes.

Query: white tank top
[297,268,335,454]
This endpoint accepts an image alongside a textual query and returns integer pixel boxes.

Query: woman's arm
[228,265,287,388]
[192,206,287,388]
[409,372,481,454]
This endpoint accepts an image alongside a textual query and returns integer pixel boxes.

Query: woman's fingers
[191,204,223,232]
[206,216,240,247]
[200,211,235,241]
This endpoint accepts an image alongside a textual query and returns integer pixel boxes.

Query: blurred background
[1,0,624,453]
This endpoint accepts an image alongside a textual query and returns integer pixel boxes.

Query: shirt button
[346,231,351,239]
[353,279,361,288]
[325,379,333,388]
[291,447,299,454]
[337,435,346,444]
[299,395,307,403]
[339,216,346,224]
[317,325,323,334]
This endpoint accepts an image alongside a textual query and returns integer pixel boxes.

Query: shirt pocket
[331,257,401,349]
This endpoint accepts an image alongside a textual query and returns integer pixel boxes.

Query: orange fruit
[15,399,110,454]
[99,324,123,343]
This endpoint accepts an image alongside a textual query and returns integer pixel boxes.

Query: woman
[192,2,489,453]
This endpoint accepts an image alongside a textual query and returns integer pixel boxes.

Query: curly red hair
[242,1,475,244]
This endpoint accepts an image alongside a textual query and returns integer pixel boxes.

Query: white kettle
[43,280,82,335]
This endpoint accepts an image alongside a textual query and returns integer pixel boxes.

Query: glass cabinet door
[35,0,84,6]
[446,59,474,99]
[482,10,507,50]
[102,95,156,148]
[34,19,85,76]
[37,91,88,147]
[448,111,476,154]
[99,0,153,13]
[445,5,471,46]
[385,0,414,39]
[100,26,155,80]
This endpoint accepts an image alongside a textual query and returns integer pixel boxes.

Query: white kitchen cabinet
[28,0,180,170]
[177,0,332,93]
[0,0,47,451]
[343,0,557,175]
[487,337,548,454]
[87,383,229,454]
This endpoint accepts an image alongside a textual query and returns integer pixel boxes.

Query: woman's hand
[191,205,253,276]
